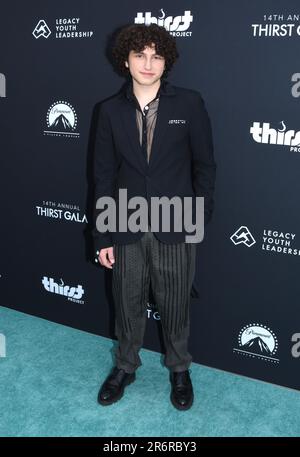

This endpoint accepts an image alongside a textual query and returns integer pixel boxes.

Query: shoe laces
[108,367,128,386]
[172,369,191,387]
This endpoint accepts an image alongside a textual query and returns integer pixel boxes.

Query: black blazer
[92,78,216,253]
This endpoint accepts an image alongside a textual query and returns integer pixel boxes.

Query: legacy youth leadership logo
[233,323,279,364]
[230,226,256,247]
[32,20,51,39]
[32,17,94,39]
[231,225,300,257]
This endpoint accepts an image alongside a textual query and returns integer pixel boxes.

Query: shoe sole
[98,373,136,406]
[170,391,194,411]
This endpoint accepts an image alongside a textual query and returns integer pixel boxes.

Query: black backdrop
[1,0,300,391]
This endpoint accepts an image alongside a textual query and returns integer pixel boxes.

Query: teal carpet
[0,305,300,437]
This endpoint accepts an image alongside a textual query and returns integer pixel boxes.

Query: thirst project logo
[42,276,85,304]
[250,120,300,151]
[134,9,193,37]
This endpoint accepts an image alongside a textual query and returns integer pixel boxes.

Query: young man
[92,23,216,410]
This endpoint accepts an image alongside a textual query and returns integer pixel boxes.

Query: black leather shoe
[170,369,194,410]
[98,366,136,406]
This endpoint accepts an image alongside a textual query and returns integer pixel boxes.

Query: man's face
[125,43,165,86]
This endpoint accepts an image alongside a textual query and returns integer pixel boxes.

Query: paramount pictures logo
[43,101,79,138]
[233,323,279,364]
[231,226,300,256]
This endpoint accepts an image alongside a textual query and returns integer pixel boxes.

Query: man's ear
[125,61,129,68]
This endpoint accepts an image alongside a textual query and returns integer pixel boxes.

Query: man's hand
[98,247,115,269]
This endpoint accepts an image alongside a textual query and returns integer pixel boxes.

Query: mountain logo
[44,101,79,138]
[233,323,279,363]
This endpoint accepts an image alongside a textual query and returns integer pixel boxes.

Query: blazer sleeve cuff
[93,232,113,263]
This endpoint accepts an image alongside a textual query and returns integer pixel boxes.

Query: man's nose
[144,57,152,70]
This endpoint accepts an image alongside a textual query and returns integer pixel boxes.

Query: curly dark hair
[111,23,179,79]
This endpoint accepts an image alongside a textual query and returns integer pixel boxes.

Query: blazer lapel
[148,95,173,170]
[120,103,146,171]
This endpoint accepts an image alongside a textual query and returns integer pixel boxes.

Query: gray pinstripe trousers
[112,227,197,373]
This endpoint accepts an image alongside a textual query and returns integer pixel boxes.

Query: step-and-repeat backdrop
[1,0,300,391]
